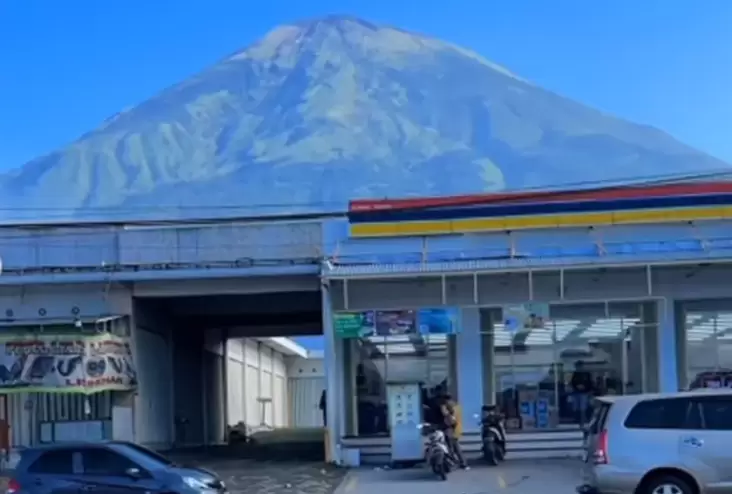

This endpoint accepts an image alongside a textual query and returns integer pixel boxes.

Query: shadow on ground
[171,428,326,462]
[167,428,345,494]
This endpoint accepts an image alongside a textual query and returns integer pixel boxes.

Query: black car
[7,441,226,493]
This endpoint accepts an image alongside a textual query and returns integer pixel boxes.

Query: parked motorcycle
[419,423,455,481]
[476,406,507,465]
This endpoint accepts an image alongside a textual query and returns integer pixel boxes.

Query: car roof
[595,388,732,405]
[22,440,135,452]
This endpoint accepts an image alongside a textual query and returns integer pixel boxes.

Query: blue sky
[1,0,731,171]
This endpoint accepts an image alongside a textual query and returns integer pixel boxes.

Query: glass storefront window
[482,301,659,431]
[345,333,453,436]
[683,308,732,389]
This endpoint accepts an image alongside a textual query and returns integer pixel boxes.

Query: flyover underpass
[131,285,323,450]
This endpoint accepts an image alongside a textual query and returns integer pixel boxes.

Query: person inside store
[570,360,593,426]
[438,392,469,470]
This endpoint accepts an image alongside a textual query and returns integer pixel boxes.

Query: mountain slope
[2,16,727,220]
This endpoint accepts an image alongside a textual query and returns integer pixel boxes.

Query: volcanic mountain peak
[0,16,727,221]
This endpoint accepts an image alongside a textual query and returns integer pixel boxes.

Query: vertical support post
[222,328,229,444]
[343,279,350,310]
[201,332,208,447]
[657,298,679,392]
[456,308,483,432]
[421,237,428,264]
[472,273,479,305]
[168,325,176,447]
[441,275,447,305]
[559,268,565,300]
[321,281,341,464]
[528,270,534,301]
[646,265,653,296]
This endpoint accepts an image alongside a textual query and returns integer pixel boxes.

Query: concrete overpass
[0,216,329,450]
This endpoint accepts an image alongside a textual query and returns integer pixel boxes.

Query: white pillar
[221,329,229,442]
[457,308,483,432]
[322,283,341,464]
[657,298,679,392]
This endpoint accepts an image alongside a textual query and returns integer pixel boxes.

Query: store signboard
[333,311,375,339]
[335,307,461,338]
[0,333,136,394]
[503,302,550,332]
[417,308,460,334]
[375,310,417,336]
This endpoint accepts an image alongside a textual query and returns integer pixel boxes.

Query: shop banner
[334,311,376,339]
[417,308,460,334]
[375,310,417,336]
[503,303,550,332]
[0,333,137,394]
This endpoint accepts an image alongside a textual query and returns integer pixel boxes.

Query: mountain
[2,15,728,221]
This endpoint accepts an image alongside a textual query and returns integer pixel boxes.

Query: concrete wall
[131,301,175,449]
[0,284,131,321]
[0,221,322,272]
[287,356,325,428]
[226,339,288,430]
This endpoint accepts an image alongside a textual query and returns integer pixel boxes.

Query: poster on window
[375,310,417,336]
[0,333,137,394]
[503,302,550,332]
[333,311,376,338]
[417,308,460,334]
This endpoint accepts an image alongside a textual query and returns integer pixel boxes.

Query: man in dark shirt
[570,360,593,426]
[319,389,327,426]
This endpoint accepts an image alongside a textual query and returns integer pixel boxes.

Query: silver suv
[579,389,732,494]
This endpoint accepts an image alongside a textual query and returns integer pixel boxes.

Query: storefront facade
[320,182,732,464]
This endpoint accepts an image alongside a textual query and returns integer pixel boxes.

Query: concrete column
[657,298,679,392]
[221,329,229,442]
[457,308,483,433]
[481,310,495,405]
[322,283,341,464]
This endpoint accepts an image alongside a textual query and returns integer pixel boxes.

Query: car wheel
[644,474,694,494]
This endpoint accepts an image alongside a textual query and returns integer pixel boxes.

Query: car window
[27,450,74,475]
[696,396,732,431]
[624,397,697,429]
[114,442,173,466]
[80,448,139,476]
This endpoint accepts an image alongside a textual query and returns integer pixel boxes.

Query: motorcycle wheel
[431,452,447,481]
[496,442,506,462]
[482,441,498,466]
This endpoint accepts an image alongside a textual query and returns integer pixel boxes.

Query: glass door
[620,318,659,395]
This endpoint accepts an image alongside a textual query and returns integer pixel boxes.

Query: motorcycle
[419,423,455,481]
[476,406,507,465]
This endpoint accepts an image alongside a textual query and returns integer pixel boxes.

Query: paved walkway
[336,459,583,494]
[188,459,347,494]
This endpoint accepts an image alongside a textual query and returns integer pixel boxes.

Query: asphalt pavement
[335,459,583,494]
[186,459,348,494]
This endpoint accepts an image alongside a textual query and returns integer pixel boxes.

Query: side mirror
[125,467,142,480]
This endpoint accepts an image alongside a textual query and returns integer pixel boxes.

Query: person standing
[439,394,469,470]
[319,389,327,426]
[570,360,593,426]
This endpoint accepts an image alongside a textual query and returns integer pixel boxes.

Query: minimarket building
[319,182,732,464]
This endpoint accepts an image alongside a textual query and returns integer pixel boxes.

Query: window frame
[26,448,75,475]
[78,446,149,478]
[693,395,732,431]
[623,397,698,430]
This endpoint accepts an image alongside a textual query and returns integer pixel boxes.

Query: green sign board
[333,311,375,339]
